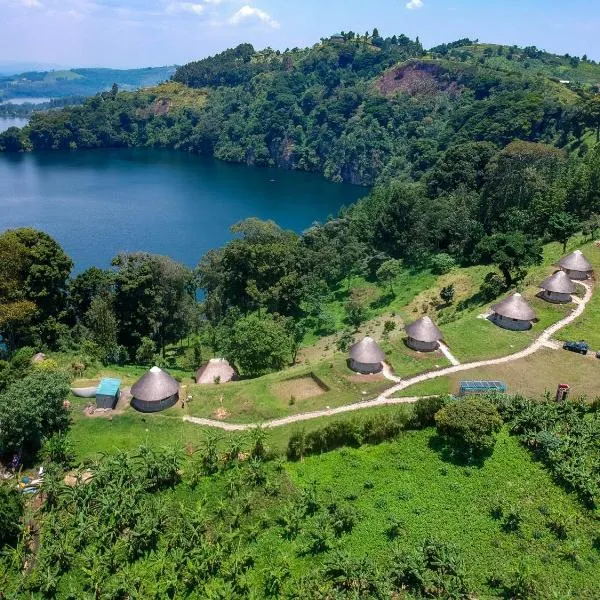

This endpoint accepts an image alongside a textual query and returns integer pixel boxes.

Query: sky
[1,0,600,69]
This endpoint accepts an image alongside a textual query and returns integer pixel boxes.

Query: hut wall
[563,268,590,281]
[349,359,382,374]
[96,392,118,410]
[542,290,571,304]
[406,337,438,352]
[132,393,178,413]
[491,313,532,331]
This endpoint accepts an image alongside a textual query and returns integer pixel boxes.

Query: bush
[435,397,503,455]
[479,272,506,301]
[430,253,457,275]
[0,484,23,548]
[411,395,448,428]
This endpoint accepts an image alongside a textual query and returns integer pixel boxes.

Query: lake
[0,149,366,272]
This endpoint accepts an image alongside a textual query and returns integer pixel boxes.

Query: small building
[539,270,575,303]
[95,378,121,409]
[491,293,537,331]
[557,249,593,280]
[349,336,385,374]
[405,316,443,352]
[195,358,237,384]
[131,366,180,413]
[459,380,507,397]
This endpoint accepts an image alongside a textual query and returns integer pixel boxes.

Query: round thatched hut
[405,316,443,352]
[557,250,593,280]
[195,358,236,384]
[539,271,575,304]
[491,293,537,331]
[131,366,180,412]
[349,336,385,374]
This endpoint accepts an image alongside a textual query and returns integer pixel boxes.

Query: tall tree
[112,253,196,356]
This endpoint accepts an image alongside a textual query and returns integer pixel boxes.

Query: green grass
[284,428,600,598]
[396,347,600,399]
[184,356,390,423]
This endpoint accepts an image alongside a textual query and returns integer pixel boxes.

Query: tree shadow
[427,434,489,468]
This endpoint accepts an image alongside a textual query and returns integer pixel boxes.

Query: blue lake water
[0,148,366,272]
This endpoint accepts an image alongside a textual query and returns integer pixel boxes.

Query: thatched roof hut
[32,352,47,363]
[557,250,593,280]
[196,358,236,384]
[349,336,385,374]
[491,293,536,330]
[539,271,575,303]
[405,316,443,352]
[131,366,179,412]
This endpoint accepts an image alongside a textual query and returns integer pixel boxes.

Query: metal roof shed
[459,380,506,397]
[96,378,121,409]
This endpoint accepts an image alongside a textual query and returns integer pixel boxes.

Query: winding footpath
[183,282,593,432]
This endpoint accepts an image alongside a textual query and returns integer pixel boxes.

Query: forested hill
[0,65,176,101]
[1,33,600,186]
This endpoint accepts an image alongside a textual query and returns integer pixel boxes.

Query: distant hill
[0,66,176,100]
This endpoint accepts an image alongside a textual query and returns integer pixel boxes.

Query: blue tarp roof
[459,380,506,391]
[96,378,121,396]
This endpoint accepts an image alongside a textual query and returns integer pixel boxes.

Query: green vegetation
[0,65,175,101]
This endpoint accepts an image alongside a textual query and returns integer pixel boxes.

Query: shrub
[40,433,75,468]
[479,272,506,301]
[435,397,503,455]
[0,484,23,548]
[411,395,448,428]
[430,253,457,275]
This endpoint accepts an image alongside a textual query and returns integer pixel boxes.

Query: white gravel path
[183,281,592,431]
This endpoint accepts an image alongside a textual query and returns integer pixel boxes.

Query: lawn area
[284,428,600,598]
[67,396,412,462]
[184,356,390,423]
[396,348,600,399]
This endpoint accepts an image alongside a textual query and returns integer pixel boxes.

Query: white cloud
[406,0,424,9]
[21,0,43,8]
[229,5,279,28]
[166,2,205,16]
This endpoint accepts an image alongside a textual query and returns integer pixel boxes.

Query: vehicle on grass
[562,340,589,355]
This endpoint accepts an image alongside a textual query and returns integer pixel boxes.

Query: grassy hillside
[0,65,176,100]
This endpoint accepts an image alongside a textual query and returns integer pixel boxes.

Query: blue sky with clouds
[1,0,600,69]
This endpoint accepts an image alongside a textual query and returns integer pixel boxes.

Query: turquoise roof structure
[96,378,121,396]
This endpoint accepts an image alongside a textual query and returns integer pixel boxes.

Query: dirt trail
[183,282,592,431]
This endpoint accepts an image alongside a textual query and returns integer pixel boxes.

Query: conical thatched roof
[131,366,179,402]
[405,316,443,343]
[558,250,592,272]
[349,336,385,364]
[540,270,575,294]
[491,293,537,321]
[196,358,236,384]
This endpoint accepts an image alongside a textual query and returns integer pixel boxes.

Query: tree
[548,212,579,252]
[474,232,543,287]
[0,371,71,459]
[344,299,367,330]
[84,295,118,362]
[440,284,455,306]
[0,228,73,347]
[430,253,457,275]
[224,313,291,376]
[112,253,196,356]
[68,267,114,322]
[136,337,156,366]
[376,259,402,296]
[435,397,503,455]
[582,213,600,240]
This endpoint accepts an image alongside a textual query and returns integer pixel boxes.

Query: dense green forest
[0,65,175,101]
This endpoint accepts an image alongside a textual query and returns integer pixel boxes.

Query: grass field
[396,348,600,399]
[279,428,600,598]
